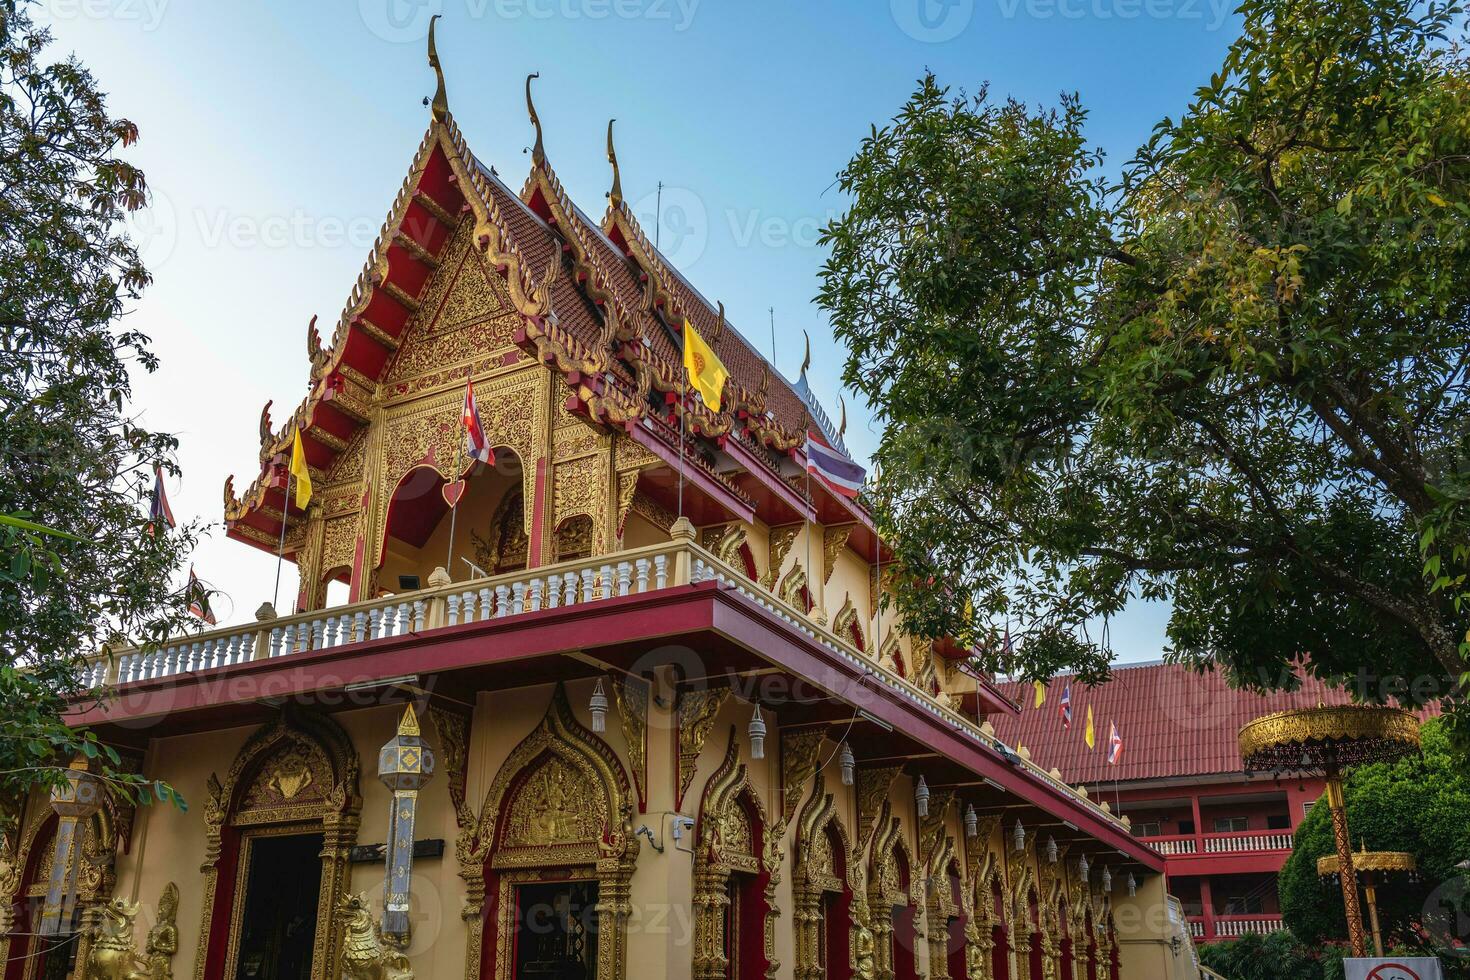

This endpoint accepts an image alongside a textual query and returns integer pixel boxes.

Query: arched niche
[968,863,1010,980]
[868,806,919,980]
[193,708,361,980]
[702,524,758,582]
[377,445,530,588]
[792,775,855,980]
[831,595,866,653]
[779,566,813,614]
[554,514,595,563]
[693,729,778,980]
[459,684,637,980]
[925,852,967,980]
[878,634,907,679]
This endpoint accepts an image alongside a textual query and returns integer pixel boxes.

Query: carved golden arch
[459,684,637,980]
[779,565,811,613]
[831,594,866,653]
[693,730,779,980]
[924,836,963,980]
[194,707,362,980]
[868,804,919,980]
[702,523,758,581]
[792,775,856,980]
[965,861,1008,980]
[878,632,906,678]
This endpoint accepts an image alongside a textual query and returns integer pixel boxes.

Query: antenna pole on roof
[655,181,664,250]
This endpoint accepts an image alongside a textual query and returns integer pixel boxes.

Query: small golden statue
[853,919,877,980]
[83,897,148,980]
[335,892,414,980]
[143,882,179,980]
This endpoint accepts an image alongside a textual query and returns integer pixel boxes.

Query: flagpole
[273,470,292,611]
[447,369,469,579]
[677,374,687,520]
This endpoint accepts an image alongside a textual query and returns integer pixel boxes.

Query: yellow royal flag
[1085,705,1096,749]
[290,430,313,510]
[682,318,728,412]
[1033,680,1046,709]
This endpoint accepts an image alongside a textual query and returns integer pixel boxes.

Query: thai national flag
[803,436,865,499]
[146,464,175,536]
[463,377,494,466]
[187,565,216,626]
[1059,683,1072,730]
[1108,721,1124,765]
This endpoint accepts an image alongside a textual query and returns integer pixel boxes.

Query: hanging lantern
[38,757,101,936]
[1102,866,1113,892]
[378,704,436,940]
[1079,853,1090,883]
[1013,818,1025,852]
[915,775,930,817]
[748,704,767,760]
[1127,872,1137,897]
[1046,835,1058,864]
[839,742,855,786]
[965,804,979,838]
[589,678,609,733]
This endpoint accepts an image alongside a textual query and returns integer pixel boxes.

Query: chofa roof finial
[526,73,546,166]
[799,330,811,378]
[606,118,623,209]
[838,395,848,440]
[713,301,726,343]
[427,14,448,122]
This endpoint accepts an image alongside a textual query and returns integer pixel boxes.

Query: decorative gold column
[1323,770,1366,956]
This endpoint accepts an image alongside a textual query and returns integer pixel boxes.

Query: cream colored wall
[95,675,1177,980]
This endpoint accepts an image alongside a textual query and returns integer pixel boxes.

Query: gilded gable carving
[385,222,522,386]
[502,756,602,849]
[325,430,367,485]
[320,514,358,574]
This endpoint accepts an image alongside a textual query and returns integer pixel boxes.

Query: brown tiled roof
[988,662,1362,784]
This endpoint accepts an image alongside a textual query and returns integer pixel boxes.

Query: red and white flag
[146,464,175,536]
[463,377,494,466]
[187,565,216,625]
[1107,721,1123,766]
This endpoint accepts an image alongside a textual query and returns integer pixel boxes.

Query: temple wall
[1,675,1185,979]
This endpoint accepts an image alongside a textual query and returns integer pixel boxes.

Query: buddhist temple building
[2,29,1200,980]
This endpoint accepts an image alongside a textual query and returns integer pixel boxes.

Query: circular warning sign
[1366,964,1423,979]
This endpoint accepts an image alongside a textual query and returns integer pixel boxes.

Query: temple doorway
[231,832,324,980]
[512,879,599,979]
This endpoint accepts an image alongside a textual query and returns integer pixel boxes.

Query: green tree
[818,0,1470,713]
[0,0,196,802]
[1279,718,1470,962]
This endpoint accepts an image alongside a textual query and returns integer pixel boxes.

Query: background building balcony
[1188,914,1285,941]
[1140,829,1293,856]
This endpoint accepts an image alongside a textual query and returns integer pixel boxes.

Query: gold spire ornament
[526,73,545,166]
[426,14,448,122]
[606,118,623,209]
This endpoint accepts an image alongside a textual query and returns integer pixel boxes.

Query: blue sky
[36,0,1238,657]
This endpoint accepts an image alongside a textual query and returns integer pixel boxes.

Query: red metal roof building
[989,662,1360,943]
